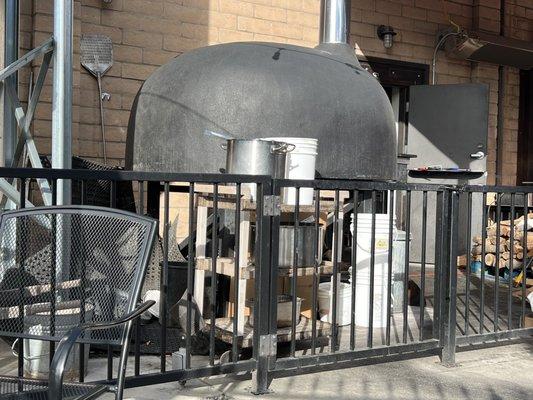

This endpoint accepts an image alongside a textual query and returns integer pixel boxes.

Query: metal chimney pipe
[320,0,351,44]
[52,0,73,204]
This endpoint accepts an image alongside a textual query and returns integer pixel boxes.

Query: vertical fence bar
[186,182,195,369]
[50,179,57,366]
[494,193,501,332]
[434,190,445,341]
[232,183,241,363]
[267,180,281,366]
[160,182,170,373]
[106,180,118,381]
[79,179,87,382]
[331,189,340,352]
[521,193,528,328]
[350,189,359,350]
[367,190,376,348]
[252,180,274,395]
[508,193,515,330]
[312,189,320,354]
[135,181,144,376]
[80,179,87,205]
[17,178,25,380]
[480,192,487,334]
[290,188,300,357]
[465,191,472,336]
[51,179,57,206]
[420,191,428,341]
[441,190,458,366]
[209,183,219,366]
[386,190,394,346]
[402,190,411,344]
[139,180,145,215]
[110,180,117,208]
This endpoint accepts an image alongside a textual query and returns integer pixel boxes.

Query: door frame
[360,57,429,87]
[359,57,429,157]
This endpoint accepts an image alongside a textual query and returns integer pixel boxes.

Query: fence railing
[453,186,533,349]
[0,167,531,394]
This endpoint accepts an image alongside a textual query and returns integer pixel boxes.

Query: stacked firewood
[458,213,533,270]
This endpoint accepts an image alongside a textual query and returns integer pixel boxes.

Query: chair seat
[0,376,107,400]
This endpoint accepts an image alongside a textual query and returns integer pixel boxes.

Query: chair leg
[115,321,133,400]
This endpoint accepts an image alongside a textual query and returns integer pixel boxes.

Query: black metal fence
[453,186,533,349]
[0,167,531,395]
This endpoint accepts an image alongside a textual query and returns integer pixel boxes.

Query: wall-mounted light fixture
[377,25,397,49]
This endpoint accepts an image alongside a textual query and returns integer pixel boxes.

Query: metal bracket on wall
[0,38,54,208]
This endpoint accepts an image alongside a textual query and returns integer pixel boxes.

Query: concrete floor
[116,338,533,400]
[0,264,531,399]
[1,332,531,399]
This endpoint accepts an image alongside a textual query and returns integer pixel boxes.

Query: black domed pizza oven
[126,0,397,180]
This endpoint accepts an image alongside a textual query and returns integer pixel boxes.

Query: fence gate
[253,180,464,391]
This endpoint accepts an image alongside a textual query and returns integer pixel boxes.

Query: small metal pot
[278,224,325,267]
[224,139,292,178]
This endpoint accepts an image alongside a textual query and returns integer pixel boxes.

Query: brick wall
[14,0,533,185]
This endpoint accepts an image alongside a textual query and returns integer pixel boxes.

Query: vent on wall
[446,31,533,70]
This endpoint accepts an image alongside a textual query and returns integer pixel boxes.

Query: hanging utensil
[80,34,113,164]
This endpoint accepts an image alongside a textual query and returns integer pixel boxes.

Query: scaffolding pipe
[51,0,73,204]
[3,0,18,167]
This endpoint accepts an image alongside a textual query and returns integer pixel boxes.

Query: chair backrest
[0,206,157,345]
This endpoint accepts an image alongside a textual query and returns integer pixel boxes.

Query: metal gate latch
[263,195,281,216]
[259,334,277,357]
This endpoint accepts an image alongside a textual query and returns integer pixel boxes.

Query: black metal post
[440,189,458,366]
[252,179,274,395]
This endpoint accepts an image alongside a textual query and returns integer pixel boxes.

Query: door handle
[470,151,485,160]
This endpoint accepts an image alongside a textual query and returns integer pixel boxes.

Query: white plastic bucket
[350,213,397,328]
[20,305,93,379]
[261,137,318,205]
[318,281,352,326]
[392,230,410,313]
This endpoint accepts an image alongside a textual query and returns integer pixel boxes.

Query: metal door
[407,84,489,263]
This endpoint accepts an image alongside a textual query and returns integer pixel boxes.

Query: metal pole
[431,32,462,85]
[320,0,351,44]
[51,0,73,205]
[440,189,458,366]
[252,179,275,395]
[495,0,506,185]
[3,0,18,167]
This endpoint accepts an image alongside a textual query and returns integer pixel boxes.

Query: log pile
[458,213,533,270]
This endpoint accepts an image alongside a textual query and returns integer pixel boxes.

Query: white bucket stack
[262,137,318,205]
[350,213,397,328]
[318,281,352,326]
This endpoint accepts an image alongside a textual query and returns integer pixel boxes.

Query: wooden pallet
[194,185,350,336]
[196,257,350,279]
[207,316,331,348]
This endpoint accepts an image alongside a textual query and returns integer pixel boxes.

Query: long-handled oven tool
[80,34,113,164]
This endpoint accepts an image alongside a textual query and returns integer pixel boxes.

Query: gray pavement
[119,338,533,400]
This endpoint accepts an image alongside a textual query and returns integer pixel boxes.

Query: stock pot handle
[271,142,295,153]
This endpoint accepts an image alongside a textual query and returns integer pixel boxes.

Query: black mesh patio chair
[0,206,158,399]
